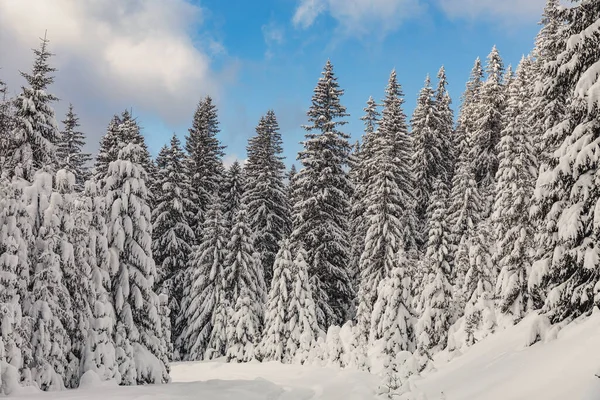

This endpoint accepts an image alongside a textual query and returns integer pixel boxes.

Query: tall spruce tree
[291,60,354,328]
[105,127,168,384]
[177,192,227,361]
[57,105,91,190]
[152,134,195,355]
[529,1,600,322]
[493,57,538,321]
[93,115,121,188]
[355,96,409,344]
[434,66,455,180]
[416,180,453,355]
[185,96,225,239]
[245,111,290,286]
[469,46,506,213]
[9,35,60,180]
[222,161,245,232]
[0,79,13,172]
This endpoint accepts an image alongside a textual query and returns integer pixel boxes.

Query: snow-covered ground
[8,312,600,400]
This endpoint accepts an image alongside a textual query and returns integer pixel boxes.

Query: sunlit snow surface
[8,312,600,400]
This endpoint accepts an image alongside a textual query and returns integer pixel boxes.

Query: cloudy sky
[0,0,547,166]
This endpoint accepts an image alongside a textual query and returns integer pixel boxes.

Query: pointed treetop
[485,45,505,84]
[361,96,380,136]
[21,33,57,92]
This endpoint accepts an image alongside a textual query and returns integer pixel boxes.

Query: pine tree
[0,79,14,173]
[245,111,290,286]
[434,66,455,180]
[259,239,294,362]
[469,46,506,211]
[369,251,415,354]
[25,168,72,390]
[93,115,121,189]
[222,161,245,232]
[285,247,319,364]
[57,105,91,190]
[380,70,419,251]
[417,180,453,354]
[9,35,60,180]
[225,205,264,362]
[529,1,600,323]
[152,134,195,356]
[292,60,354,328]
[412,75,447,226]
[185,96,225,239]
[349,97,381,289]
[105,136,168,384]
[493,57,537,322]
[177,192,227,361]
[77,180,119,382]
[355,98,409,344]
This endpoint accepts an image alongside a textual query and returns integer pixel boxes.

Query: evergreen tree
[291,60,354,328]
[285,248,319,364]
[9,35,60,180]
[416,180,453,354]
[434,66,455,180]
[222,161,245,232]
[0,79,14,172]
[225,205,264,362]
[412,75,446,226]
[105,138,168,384]
[259,239,293,362]
[93,115,121,189]
[355,99,408,344]
[57,105,91,190]
[245,111,290,286]
[529,1,600,323]
[25,168,72,390]
[380,70,418,251]
[185,96,225,239]
[177,192,227,361]
[152,134,195,357]
[492,57,537,321]
[78,180,119,382]
[369,251,415,354]
[469,46,506,211]
[349,97,381,288]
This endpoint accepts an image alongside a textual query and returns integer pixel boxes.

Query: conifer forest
[0,0,599,398]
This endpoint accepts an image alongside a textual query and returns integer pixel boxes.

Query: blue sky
[0,0,547,168]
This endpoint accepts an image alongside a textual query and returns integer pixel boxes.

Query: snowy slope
[8,312,600,400]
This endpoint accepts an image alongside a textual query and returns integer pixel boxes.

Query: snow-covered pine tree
[285,247,319,364]
[105,135,168,384]
[152,134,195,357]
[9,35,60,181]
[369,250,415,354]
[0,175,29,376]
[25,168,72,390]
[225,205,264,362]
[54,169,94,388]
[493,56,538,322]
[355,95,409,345]
[469,46,506,213]
[245,110,290,287]
[462,219,496,345]
[412,75,446,228]
[177,191,227,361]
[222,161,245,232]
[417,180,453,355]
[528,0,570,309]
[0,79,14,173]
[77,180,119,382]
[434,66,455,181]
[380,70,419,251]
[349,97,381,289]
[259,239,294,362]
[57,105,91,190]
[530,0,600,323]
[291,60,354,328]
[185,96,225,240]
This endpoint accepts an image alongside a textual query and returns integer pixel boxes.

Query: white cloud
[436,0,547,22]
[0,0,228,153]
[292,0,423,36]
[262,21,285,59]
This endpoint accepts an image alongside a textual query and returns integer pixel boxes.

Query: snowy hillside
[8,312,600,400]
